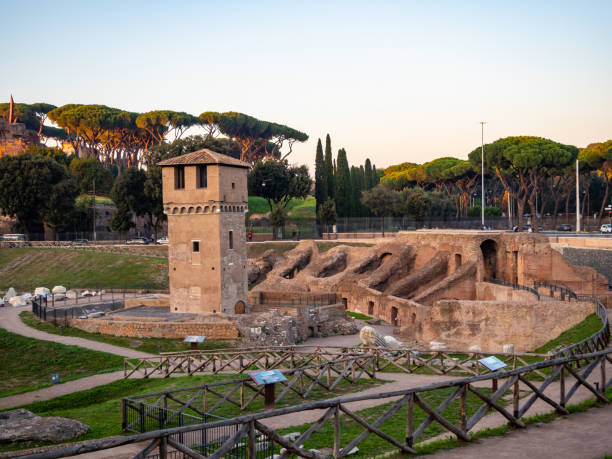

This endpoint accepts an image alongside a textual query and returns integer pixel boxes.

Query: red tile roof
[157,149,250,168]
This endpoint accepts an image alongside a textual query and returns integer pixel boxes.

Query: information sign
[184,336,206,343]
[478,356,507,371]
[249,370,287,386]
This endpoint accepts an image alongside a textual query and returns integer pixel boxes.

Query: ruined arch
[480,239,498,279]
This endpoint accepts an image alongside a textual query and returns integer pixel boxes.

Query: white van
[600,224,612,233]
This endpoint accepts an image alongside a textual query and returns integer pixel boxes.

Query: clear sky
[1,0,611,171]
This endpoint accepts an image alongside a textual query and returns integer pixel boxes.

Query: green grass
[275,387,499,458]
[287,196,316,220]
[19,311,235,354]
[0,374,385,452]
[0,328,123,398]
[0,248,168,291]
[534,313,603,354]
[346,311,374,323]
[76,194,114,205]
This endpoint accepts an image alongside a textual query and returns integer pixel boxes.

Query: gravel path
[0,304,153,359]
[423,404,612,459]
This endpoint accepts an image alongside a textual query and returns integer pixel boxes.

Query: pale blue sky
[1,1,611,170]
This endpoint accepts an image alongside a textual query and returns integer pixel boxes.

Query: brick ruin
[0,117,40,157]
[250,231,608,352]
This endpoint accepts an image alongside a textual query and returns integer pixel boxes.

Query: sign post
[249,370,287,410]
[184,335,206,351]
[478,356,507,405]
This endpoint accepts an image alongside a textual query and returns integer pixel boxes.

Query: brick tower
[158,149,250,315]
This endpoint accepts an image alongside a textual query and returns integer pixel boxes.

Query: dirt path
[0,371,125,410]
[423,404,612,459]
[0,304,153,359]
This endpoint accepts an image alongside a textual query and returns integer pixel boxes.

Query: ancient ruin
[250,231,608,351]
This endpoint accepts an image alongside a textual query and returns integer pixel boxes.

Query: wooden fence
[124,345,554,380]
[122,354,377,430]
[25,349,612,459]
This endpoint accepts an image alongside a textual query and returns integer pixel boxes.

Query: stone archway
[480,239,498,279]
[234,300,246,314]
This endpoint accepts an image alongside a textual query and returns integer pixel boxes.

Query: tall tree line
[314,134,379,219]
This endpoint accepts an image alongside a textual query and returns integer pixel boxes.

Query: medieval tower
[159,149,250,315]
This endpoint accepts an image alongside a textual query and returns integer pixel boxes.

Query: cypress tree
[372,165,380,187]
[324,134,334,200]
[335,148,352,217]
[351,166,363,217]
[314,138,327,211]
[364,159,373,189]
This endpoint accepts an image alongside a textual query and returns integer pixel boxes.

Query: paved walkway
[0,304,153,359]
[424,404,612,459]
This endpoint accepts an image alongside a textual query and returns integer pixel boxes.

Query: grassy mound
[0,248,168,291]
[0,328,123,398]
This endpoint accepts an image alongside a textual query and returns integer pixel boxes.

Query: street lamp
[480,122,487,229]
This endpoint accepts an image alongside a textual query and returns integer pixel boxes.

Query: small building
[158,149,250,315]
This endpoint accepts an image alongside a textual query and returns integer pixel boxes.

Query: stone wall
[0,118,39,157]
[69,317,239,339]
[559,247,612,284]
[419,299,594,352]
[475,282,539,302]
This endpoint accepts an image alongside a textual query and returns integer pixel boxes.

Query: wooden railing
[122,354,377,430]
[124,346,552,379]
[28,349,612,459]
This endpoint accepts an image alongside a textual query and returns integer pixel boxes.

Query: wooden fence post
[333,405,340,458]
[406,393,414,447]
[560,365,566,408]
[460,385,467,432]
[248,420,256,459]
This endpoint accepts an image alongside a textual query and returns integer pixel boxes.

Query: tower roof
[157,149,250,169]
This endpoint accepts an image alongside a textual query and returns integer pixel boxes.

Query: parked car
[556,224,572,231]
[73,239,89,245]
[156,236,169,245]
[126,237,150,245]
[601,224,612,234]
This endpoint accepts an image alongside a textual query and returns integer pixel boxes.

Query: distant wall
[419,299,594,352]
[558,247,612,284]
[475,282,538,302]
[69,317,239,339]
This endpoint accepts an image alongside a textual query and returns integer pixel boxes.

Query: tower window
[174,166,185,189]
[197,165,207,188]
[232,182,235,189]
[229,231,233,249]
[192,241,199,252]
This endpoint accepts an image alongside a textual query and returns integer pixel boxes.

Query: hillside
[0,248,168,291]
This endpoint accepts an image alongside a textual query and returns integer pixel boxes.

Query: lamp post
[480,122,487,228]
[576,159,580,233]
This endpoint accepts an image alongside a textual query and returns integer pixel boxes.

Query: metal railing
[26,349,612,459]
[31,297,125,327]
[533,280,578,301]
[483,277,541,300]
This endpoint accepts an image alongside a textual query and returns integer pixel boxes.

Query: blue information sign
[249,370,288,385]
[478,356,507,371]
[184,336,206,343]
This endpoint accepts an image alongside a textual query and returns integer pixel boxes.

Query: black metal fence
[122,399,273,459]
[483,277,541,300]
[31,297,125,327]
[533,280,578,301]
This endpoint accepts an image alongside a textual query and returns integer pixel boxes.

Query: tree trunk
[597,180,611,226]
